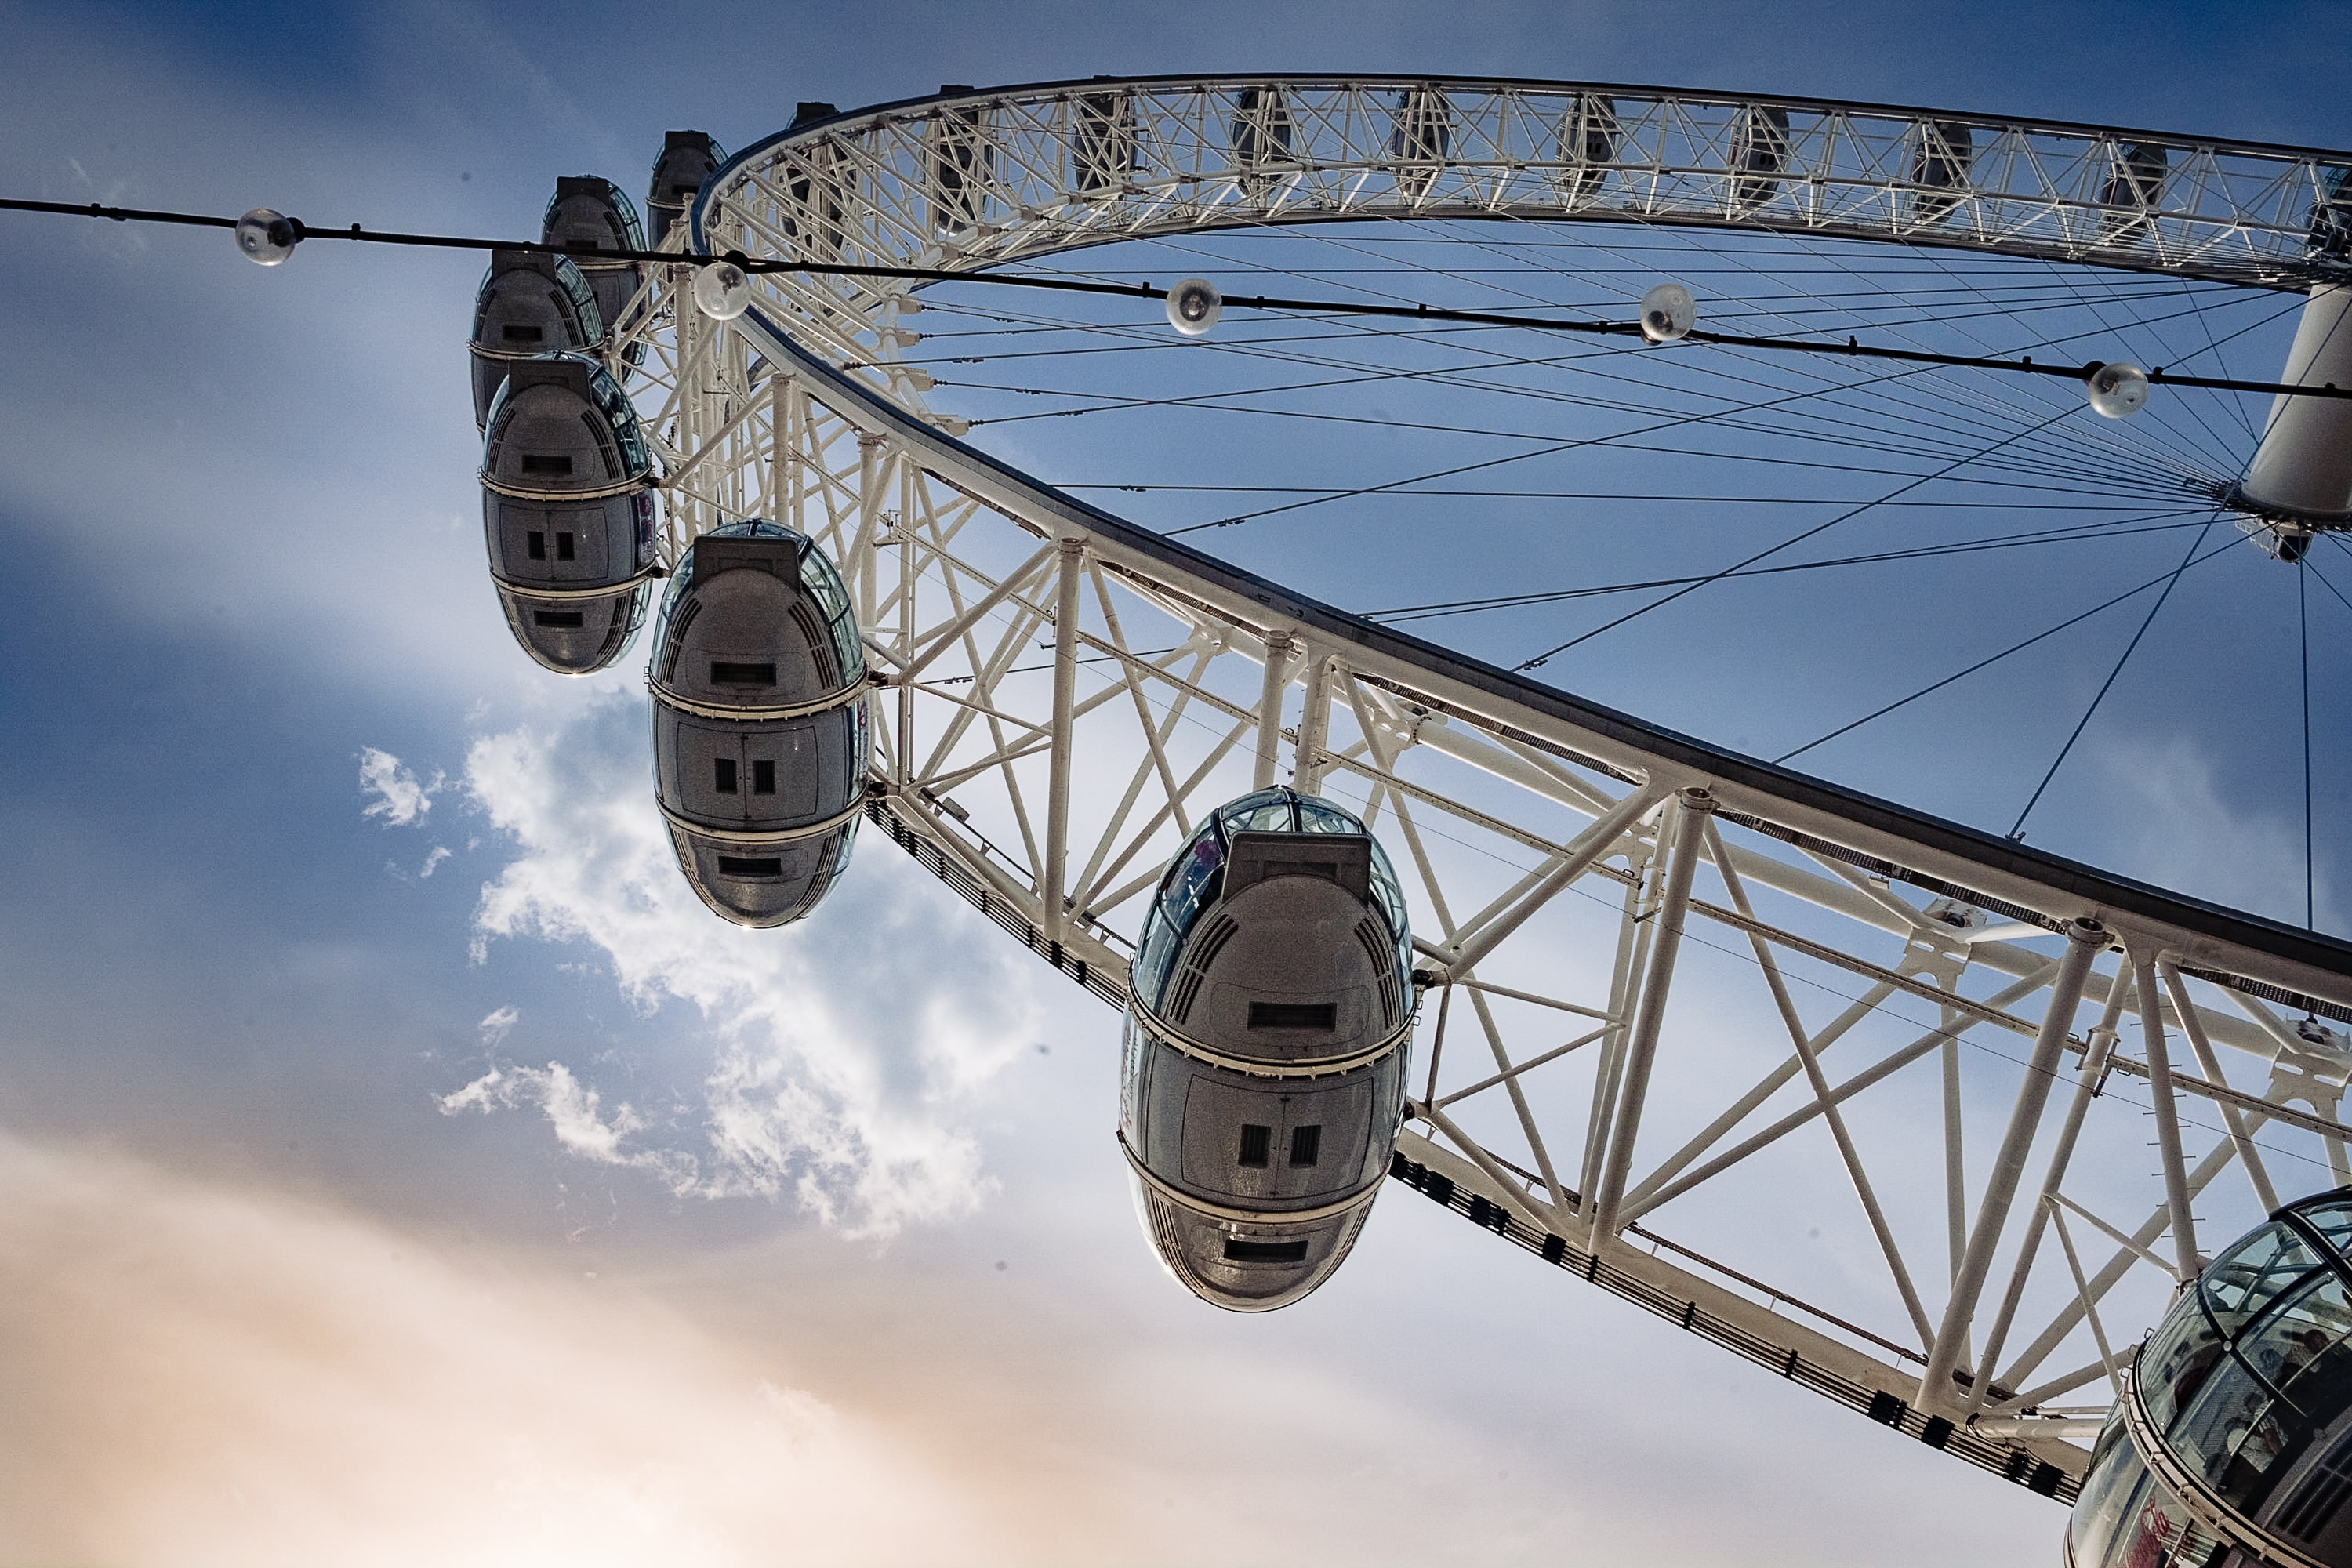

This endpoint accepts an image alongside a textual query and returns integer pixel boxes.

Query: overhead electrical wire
[3,194,2345,402]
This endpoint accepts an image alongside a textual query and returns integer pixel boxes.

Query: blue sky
[2,2,2349,1563]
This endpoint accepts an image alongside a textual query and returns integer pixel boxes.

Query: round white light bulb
[693,260,753,320]
[2085,361,2150,419]
[234,208,299,266]
[1166,277,1222,337]
[1638,282,1696,343]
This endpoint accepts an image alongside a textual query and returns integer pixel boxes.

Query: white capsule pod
[478,353,658,674]
[466,249,605,429]
[2067,1189,2352,1568]
[1639,281,1696,343]
[1120,787,1415,1312]
[234,208,299,266]
[648,521,869,927]
[692,259,753,320]
[2085,361,2150,419]
[1166,277,1221,337]
[542,176,648,365]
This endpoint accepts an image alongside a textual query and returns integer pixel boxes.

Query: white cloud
[419,845,452,878]
[440,1058,699,1193]
[455,695,1040,1237]
[358,747,442,828]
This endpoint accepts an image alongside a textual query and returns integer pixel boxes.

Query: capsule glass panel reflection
[2068,1190,2352,1568]
[1120,786,1414,1312]
[648,521,869,927]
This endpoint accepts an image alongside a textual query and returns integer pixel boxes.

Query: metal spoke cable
[1152,350,2016,539]
[931,252,2241,500]
[2304,561,2317,931]
[1776,532,2254,764]
[921,303,2125,500]
[1514,405,2085,670]
[1368,510,2220,625]
[2006,516,2222,837]
[938,318,2192,504]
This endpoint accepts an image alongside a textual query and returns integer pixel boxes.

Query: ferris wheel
[446,78,2352,1568]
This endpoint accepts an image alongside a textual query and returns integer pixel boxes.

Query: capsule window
[710,661,776,686]
[717,855,782,877]
[1237,1124,1272,1167]
[1223,1236,1308,1264]
[526,530,546,560]
[1288,1125,1322,1167]
[520,454,575,476]
[752,759,776,795]
[532,609,584,628]
[714,757,738,793]
[1248,1001,1337,1030]
[501,324,545,343]
[555,532,575,561]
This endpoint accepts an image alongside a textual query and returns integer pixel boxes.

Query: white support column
[2160,959,2281,1213]
[1253,629,1293,790]
[1042,535,1087,943]
[1918,919,2103,1414]
[2136,951,2203,1279]
[854,430,886,626]
[1588,787,1711,1247]
[1577,848,1651,1218]
[1293,645,1334,794]
[1962,957,2130,1419]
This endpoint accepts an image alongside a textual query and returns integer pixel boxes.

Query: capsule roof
[482,353,652,494]
[1130,786,1412,1053]
[648,131,726,238]
[651,521,865,707]
[542,176,645,260]
[468,250,604,428]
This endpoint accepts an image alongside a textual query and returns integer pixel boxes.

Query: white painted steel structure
[583,78,2352,1505]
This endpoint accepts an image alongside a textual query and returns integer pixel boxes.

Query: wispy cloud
[440,1058,700,1192]
[452,695,1040,1236]
[358,747,443,828]
[2087,731,2338,928]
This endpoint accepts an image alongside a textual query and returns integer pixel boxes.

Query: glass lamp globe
[234,209,300,266]
[1166,278,1222,337]
[1639,282,1696,343]
[693,260,753,320]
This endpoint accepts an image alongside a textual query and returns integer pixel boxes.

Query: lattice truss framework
[589,78,2352,1499]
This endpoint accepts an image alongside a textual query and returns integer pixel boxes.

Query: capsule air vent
[1165,912,1239,1025]
[1354,917,1403,1027]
